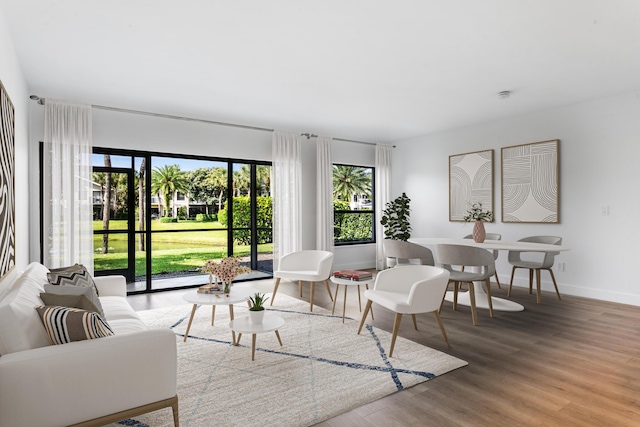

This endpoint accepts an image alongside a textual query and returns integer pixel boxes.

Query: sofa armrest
[0,328,177,427]
[94,275,127,297]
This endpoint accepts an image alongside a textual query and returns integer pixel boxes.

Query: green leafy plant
[248,292,269,311]
[380,193,411,241]
[463,202,494,222]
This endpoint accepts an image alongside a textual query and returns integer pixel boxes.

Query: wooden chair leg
[389,313,403,357]
[299,280,303,297]
[483,278,494,317]
[508,266,517,296]
[453,281,459,311]
[535,269,542,304]
[357,300,373,334]
[529,269,534,294]
[494,272,501,289]
[324,279,334,301]
[434,311,450,347]
[309,282,316,311]
[547,268,562,300]
[411,314,418,330]
[270,278,281,306]
[467,282,478,326]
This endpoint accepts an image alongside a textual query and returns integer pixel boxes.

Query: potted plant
[247,292,269,324]
[380,192,411,241]
[463,202,494,243]
[380,193,411,268]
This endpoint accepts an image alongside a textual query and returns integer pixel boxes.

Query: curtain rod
[30,95,393,148]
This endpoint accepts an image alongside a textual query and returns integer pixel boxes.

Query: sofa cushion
[36,305,114,344]
[39,292,102,314]
[0,272,52,355]
[44,284,105,318]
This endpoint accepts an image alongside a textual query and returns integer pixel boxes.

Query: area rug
[115,294,467,427]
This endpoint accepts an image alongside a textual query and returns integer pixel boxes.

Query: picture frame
[449,149,494,222]
[0,80,15,280]
[501,139,559,223]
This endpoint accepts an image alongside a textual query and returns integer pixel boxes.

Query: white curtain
[43,100,94,272]
[272,131,302,270]
[316,137,333,252]
[375,144,392,270]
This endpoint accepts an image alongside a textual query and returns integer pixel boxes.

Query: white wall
[392,90,640,306]
[0,4,30,291]
[27,107,378,270]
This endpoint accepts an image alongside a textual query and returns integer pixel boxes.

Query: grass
[93,220,272,275]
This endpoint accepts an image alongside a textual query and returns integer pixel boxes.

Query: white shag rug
[113,294,467,427]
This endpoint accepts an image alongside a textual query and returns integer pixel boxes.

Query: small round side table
[329,276,375,323]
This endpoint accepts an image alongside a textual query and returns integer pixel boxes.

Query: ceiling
[2,0,640,143]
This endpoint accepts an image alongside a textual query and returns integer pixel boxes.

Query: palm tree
[332,165,371,206]
[256,165,271,196]
[233,165,251,196]
[151,164,188,217]
[207,167,228,212]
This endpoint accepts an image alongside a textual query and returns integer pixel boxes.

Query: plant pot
[249,310,265,324]
[472,221,486,243]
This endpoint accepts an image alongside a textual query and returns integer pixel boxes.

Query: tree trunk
[138,158,146,251]
[101,155,112,254]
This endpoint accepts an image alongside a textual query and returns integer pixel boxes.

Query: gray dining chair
[507,236,562,304]
[435,244,496,325]
[382,239,435,267]
[463,233,502,288]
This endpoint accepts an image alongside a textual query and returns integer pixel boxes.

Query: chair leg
[508,266,517,296]
[535,269,542,304]
[494,272,501,289]
[434,311,450,347]
[324,279,334,301]
[453,281,459,311]
[270,277,281,306]
[529,269,534,294]
[483,278,494,318]
[357,300,373,334]
[389,313,403,357]
[299,280,303,297]
[467,282,478,326]
[411,314,418,330]
[546,268,562,300]
[309,282,315,312]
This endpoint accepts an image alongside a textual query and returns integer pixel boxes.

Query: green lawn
[93,220,272,275]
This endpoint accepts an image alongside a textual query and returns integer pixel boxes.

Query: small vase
[223,281,232,294]
[208,273,214,286]
[249,310,265,324]
[472,221,486,243]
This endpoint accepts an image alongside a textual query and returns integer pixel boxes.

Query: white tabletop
[409,237,570,252]
[229,314,285,334]
[183,287,260,305]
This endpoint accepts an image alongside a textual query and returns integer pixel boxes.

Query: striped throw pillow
[36,306,114,345]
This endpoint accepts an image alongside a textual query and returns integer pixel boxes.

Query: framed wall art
[0,80,15,280]
[501,139,559,223]
[449,149,493,222]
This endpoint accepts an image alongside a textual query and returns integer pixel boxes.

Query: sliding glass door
[87,148,272,293]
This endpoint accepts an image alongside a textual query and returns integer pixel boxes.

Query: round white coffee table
[182,286,259,344]
[330,276,375,323]
[229,315,284,361]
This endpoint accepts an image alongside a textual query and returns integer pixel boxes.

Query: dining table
[409,237,571,312]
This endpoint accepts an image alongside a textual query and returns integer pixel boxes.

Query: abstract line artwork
[449,149,493,222]
[0,80,15,280]
[501,139,559,223]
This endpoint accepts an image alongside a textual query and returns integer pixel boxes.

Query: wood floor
[127,277,640,427]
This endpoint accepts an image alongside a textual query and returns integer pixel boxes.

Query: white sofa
[0,262,179,427]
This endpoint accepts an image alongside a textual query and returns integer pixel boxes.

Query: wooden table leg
[275,330,283,346]
[331,283,340,314]
[251,334,257,361]
[229,305,237,345]
[357,285,362,311]
[342,285,348,323]
[366,284,374,320]
[211,305,216,326]
[184,304,198,342]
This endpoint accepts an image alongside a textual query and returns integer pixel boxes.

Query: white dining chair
[508,236,562,304]
[271,250,334,312]
[356,265,451,357]
[382,239,435,267]
[463,233,502,288]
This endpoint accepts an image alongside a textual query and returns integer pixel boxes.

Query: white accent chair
[508,235,563,304]
[357,265,451,357]
[271,250,334,312]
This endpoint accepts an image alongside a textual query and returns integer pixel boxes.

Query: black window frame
[332,163,376,246]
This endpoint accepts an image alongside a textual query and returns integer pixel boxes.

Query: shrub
[195,213,217,222]
[219,196,273,245]
[159,217,178,223]
[177,206,188,220]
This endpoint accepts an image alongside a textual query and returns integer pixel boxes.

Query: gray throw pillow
[39,292,102,314]
[47,264,98,294]
[36,306,114,344]
[43,284,105,318]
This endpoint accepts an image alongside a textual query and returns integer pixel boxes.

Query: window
[333,164,375,245]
